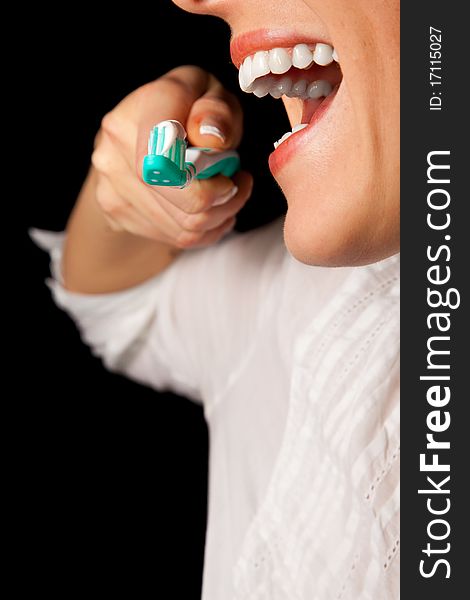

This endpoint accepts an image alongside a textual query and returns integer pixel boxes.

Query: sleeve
[29,219,286,411]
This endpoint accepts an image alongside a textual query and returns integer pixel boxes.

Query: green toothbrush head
[142,120,189,187]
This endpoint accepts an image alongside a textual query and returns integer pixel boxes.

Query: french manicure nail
[199,122,226,142]
[213,186,238,207]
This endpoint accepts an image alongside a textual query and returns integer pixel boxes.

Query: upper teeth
[248,74,332,101]
[238,42,338,94]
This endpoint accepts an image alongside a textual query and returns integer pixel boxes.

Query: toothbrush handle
[185,148,240,180]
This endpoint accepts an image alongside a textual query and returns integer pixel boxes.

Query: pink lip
[268,86,339,176]
[230,29,330,67]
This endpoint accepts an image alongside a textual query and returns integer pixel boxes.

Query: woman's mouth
[231,33,343,169]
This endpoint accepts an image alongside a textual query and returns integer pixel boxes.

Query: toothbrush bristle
[148,129,155,155]
[160,122,178,155]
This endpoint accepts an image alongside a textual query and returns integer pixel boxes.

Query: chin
[283,202,399,268]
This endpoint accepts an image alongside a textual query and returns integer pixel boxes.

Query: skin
[62,0,399,293]
[63,68,253,293]
[174,0,400,266]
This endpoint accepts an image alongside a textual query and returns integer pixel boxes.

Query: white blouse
[31,218,400,600]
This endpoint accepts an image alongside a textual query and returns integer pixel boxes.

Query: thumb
[135,66,214,176]
[186,76,243,150]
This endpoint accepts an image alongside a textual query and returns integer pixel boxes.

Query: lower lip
[268,85,339,176]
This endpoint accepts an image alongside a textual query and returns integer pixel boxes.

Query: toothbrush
[142,120,240,188]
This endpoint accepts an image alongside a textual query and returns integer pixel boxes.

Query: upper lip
[230,29,332,68]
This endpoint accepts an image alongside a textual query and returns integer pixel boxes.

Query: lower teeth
[274,123,308,149]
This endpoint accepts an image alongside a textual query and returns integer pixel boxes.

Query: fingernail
[199,122,226,142]
[213,185,238,207]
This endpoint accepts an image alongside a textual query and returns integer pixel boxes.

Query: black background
[20,3,287,597]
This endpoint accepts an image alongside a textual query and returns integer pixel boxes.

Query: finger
[135,65,215,175]
[98,109,241,219]
[169,170,253,233]
[96,126,243,225]
[93,134,186,239]
[109,159,251,235]
[176,216,237,250]
[96,168,239,249]
[161,173,240,214]
[95,174,177,244]
[185,75,243,150]
[102,213,125,233]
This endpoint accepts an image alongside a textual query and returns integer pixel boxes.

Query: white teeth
[238,55,255,92]
[278,76,293,96]
[268,47,292,74]
[286,79,307,98]
[273,131,293,149]
[292,44,313,69]
[238,60,247,91]
[269,76,292,99]
[252,50,270,79]
[313,43,334,66]
[269,86,283,99]
[244,55,254,89]
[252,76,275,98]
[307,79,332,99]
[268,77,332,100]
[273,123,309,149]
[239,43,339,97]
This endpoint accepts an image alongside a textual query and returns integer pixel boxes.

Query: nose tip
[171,0,211,14]
[171,0,228,16]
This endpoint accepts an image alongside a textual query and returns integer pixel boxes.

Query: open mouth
[236,42,342,150]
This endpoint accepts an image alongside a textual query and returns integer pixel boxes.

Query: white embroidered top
[31,218,400,600]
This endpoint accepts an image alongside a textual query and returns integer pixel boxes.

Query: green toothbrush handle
[196,155,240,179]
[186,147,240,181]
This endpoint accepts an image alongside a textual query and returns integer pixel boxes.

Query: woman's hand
[90,65,252,249]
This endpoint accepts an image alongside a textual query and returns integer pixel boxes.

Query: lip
[230,28,332,67]
[268,85,340,176]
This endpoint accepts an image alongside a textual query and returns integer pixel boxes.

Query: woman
[31,0,400,598]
